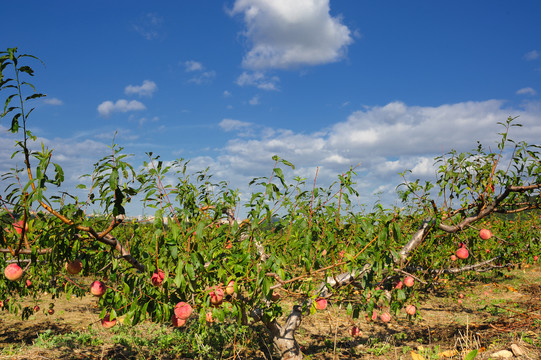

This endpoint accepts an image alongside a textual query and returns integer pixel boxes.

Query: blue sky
[1,0,540,217]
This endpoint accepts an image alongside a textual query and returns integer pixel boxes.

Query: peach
[33,305,40,312]
[350,326,361,337]
[371,310,378,321]
[210,286,224,306]
[151,270,165,286]
[404,276,414,287]
[174,302,193,320]
[205,311,214,323]
[90,280,106,297]
[101,314,117,328]
[479,228,492,240]
[13,220,28,235]
[456,248,469,259]
[380,312,391,323]
[171,314,186,327]
[450,255,457,261]
[394,280,404,290]
[315,298,327,310]
[4,264,23,281]
[405,305,416,316]
[65,259,83,275]
[225,280,235,295]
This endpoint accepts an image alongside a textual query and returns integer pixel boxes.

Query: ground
[1,264,540,359]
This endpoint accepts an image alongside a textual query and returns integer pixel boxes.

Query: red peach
[101,314,117,328]
[315,298,327,310]
[404,276,414,287]
[210,287,224,306]
[205,311,214,323]
[479,229,492,240]
[33,305,40,312]
[48,309,55,315]
[174,302,193,320]
[90,280,106,297]
[380,312,391,323]
[26,279,32,287]
[456,248,469,259]
[371,310,378,321]
[151,269,165,286]
[4,264,23,281]
[171,314,186,327]
[350,326,361,337]
[405,305,416,316]
[394,281,404,290]
[451,255,458,261]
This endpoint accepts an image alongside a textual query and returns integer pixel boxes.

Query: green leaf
[463,349,478,360]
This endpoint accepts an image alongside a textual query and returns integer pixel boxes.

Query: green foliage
[1,47,540,359]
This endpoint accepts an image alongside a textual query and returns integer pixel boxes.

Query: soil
[1,264,540,359]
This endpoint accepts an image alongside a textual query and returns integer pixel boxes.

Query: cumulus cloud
[516,87,536,96]
[230,0,353,70]
[97,99,146,117]
[125,80,157,97]
[190,99,541,210]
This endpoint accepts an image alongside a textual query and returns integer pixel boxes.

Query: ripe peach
[65,259,83,275]
[371,310,378,321]
[456,248,469,259]
[210,286,224,306]
[394,280,404,290]
[534,255,538,262]
[48,309,55,315]
[405,305,416,316]
[90,280,106,297]
[380,312,391,323]
[479,229,492,240]
[315,298,327,310]
[151,269,165,286]
[225,280,235,295]
[404,276,414,287]
[101,314,117,328]
[4,264,23,281]
[459,293,465,299]
[26,279,32,287]
[205,311,214,323]
[33,305,40,312]
[174,302,193,320]
[13,220,28,235]
[350,326,361,337]
[450,255,457,261]
[171,314,186,327]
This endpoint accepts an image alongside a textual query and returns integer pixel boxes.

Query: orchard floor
[1,264,540,360]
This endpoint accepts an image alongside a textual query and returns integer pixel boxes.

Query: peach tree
[1,47,540,360]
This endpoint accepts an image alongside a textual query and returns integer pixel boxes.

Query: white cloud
[97,99,146,117]
[184,60,204,72]
[524,50,539,61]
[223,90,232,97]
[230,0,353,69]
[125,80,157,97]
[43,98,63,106]
[516,87,536,96]
[189,99,541,211]
[249,95,260,105]
[236,71,279,90]
[219,119,253,131]
[182,60,216,84]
